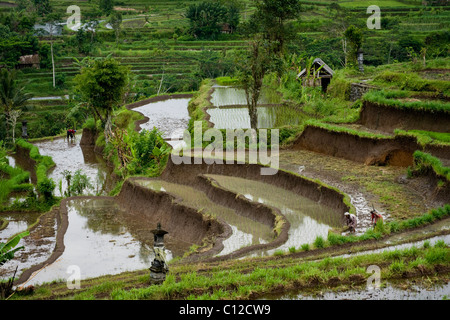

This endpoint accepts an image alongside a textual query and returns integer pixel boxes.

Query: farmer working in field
[66,129,76,141]
[344,212,357,233]
[371,209,383,227]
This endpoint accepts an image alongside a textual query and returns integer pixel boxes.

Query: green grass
[0,155,33,206]
[15,139,56,197]
[363,90,450,113]
[16,242,448,300]
[411,150,450,181]
[304,119,391,139]
[395,129,450,147]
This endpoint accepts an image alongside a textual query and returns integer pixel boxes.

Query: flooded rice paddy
[31,138,114,197]
[266,281,450,300]
[135,179,274,256]
[133,98,191,143]
[205,174,341,256]
[22,198,181,286]
[207,105,306,129]
[210,86,281,107]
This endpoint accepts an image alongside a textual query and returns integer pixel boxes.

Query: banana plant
[0,231,29,266]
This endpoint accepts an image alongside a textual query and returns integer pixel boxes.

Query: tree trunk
[104,111,112,143]
[51,41,55,88]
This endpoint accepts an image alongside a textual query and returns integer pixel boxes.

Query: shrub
[313,236,326,249]
[301,243,310,251]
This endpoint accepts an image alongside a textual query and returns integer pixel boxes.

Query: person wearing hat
[345,212,357,233]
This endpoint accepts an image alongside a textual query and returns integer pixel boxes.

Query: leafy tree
[236,38,277,129]
[32,0,52,16]
[108,11,122,44]
[185,1,228,40]
[74,57,130,142]
[99,0,115,16]
[252,0,302,54]
[344,25,363,67]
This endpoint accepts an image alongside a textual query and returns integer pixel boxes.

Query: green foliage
[128,128,169,175]
[70,170,93,196]
[0,231,29,266]
[252,0,302,53]
[344,25,363,67]
[372,72,450,94]
[99,0,114,16]
[313,235,326,248]
[15,139,55,201]
[363,89,450,112]
[410,151,450,181]
[74,57,130,138]
[185,1,237,40]
[215,77,239,86]
[305,119,390,139]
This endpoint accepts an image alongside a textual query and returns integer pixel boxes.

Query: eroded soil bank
[359,101,450,134]
[292,126,419,167]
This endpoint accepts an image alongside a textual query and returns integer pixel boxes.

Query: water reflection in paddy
[210,86,281,107]
[32,138,114,197]
[205,174,342,256]
[25,198,177,286]
[133,98,191,141]
[135,179,274,256]
[207,106,305,129]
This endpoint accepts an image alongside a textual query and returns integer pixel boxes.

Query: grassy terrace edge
[362,90,450,113]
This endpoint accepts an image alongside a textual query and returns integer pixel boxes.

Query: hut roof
[18,54,40,65]
[297,58,334,78]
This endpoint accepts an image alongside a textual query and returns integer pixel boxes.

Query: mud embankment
[115,178,230,261]
[359,101,450,133]
[410,168,450,204]
[291,126,420,167]
[161,157,350,218]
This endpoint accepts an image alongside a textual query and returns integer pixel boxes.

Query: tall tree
[0,69,32,145]
[236,38,276,129]
[74,57,130,141]
[253,0,302,54]
[344,25,363,68]
[32,0,52,16]
[99,0,115,16]
[185,1,228,40]
[108,11,122,44]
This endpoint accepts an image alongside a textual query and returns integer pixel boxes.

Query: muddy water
[0,211,56,280]
[133,98,191,142]
[22,198,176,286]
[265,281,450,300]
[263,234,450,300]
[210,86,281,107]
[32,137,114,197]
[135,179,274,256]
[0,212,40,242]
[205,174,342,255]
[207,106,305,129]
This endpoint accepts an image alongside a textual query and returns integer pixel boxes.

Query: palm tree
[0,69,32,144]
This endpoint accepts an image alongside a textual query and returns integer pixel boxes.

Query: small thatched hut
[16,54,40,69]
[297,58,334,92]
